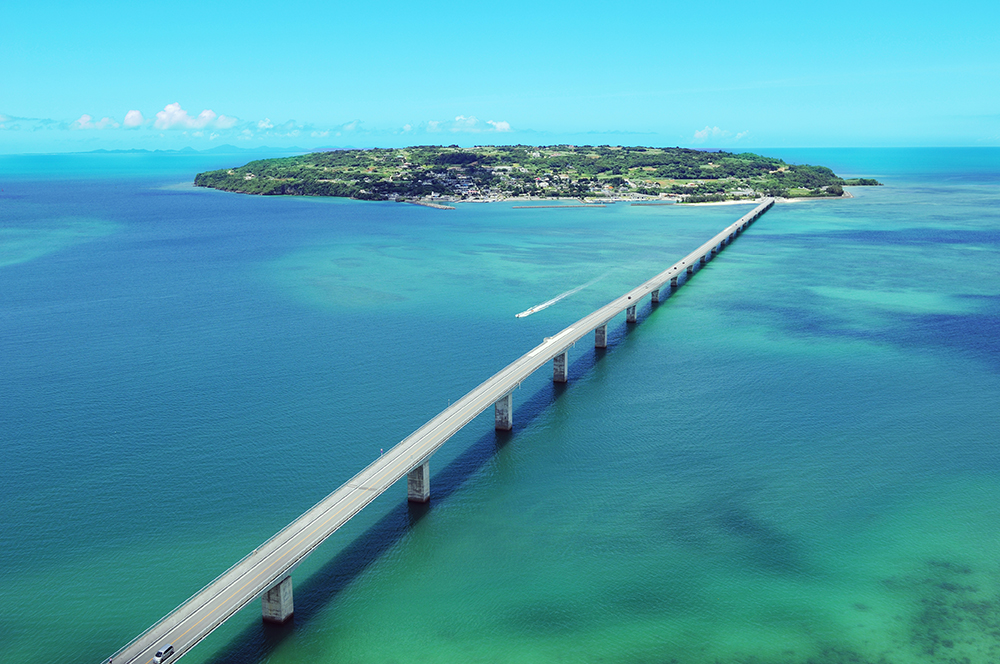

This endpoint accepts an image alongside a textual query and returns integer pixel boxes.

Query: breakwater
[407,200,456,210]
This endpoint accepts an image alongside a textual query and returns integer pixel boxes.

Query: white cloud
[421,116,513,133]
[72,114,119,130]
[9,107,523,145]
[123,110,144,128]
[453,115,479,130]
[154,103,226,130]
[693,126,728,142]
[250,118,307,137]
[0,113,39,131]
[692,126,748,143]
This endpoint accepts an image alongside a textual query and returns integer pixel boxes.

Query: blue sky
[3,0,998,153]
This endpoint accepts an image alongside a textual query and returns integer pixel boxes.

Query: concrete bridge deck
[107,198,774,664]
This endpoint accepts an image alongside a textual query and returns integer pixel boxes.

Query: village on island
[194,145,881,207]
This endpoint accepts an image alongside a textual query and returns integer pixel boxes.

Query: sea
[1,148,998,664]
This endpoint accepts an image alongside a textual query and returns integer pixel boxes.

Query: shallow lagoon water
[1,149,998,664]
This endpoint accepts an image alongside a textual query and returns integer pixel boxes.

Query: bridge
[106,198,774,664]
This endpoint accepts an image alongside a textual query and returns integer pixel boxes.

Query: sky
[2,0,998,153]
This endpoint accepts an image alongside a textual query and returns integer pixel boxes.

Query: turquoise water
[1,149,998,664]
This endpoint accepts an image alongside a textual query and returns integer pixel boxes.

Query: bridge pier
[595,324,607,349]
[686,265,693,276]
[711,247,718,256]
[553,351,568,383]
[651,288,659,304]
[626,304,637,323]
[495,393,513,431]
[670,276,678,288]
[700,255,706,265]
[262,575,293,623]
[407,461,430,503]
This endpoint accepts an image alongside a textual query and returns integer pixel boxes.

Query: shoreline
[417,190,859,208]
[411,191,858,208]
[511,204,606,209]
[677,198,764,207]
[770,189,854,204]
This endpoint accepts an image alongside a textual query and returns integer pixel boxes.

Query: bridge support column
[495,393,513,431]
[553,351,568,383]
[700,255,706,265]
[595,324,607,349]
[651,288,659,304]
[262,575,294,623]
[407,461,430,503]
[626,305,637,323]
[686,265,693,275]
[670,276,678,288]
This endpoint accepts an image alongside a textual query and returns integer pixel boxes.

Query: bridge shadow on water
[202,302,667,663]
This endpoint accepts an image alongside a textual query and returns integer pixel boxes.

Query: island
[193,145,881,204]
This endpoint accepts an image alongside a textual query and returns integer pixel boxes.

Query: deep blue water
[1,149,998,664]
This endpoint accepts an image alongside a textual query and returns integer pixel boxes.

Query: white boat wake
[515,272,611,318]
